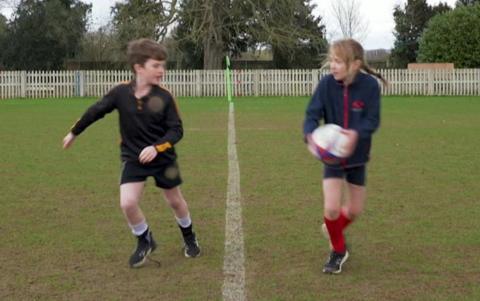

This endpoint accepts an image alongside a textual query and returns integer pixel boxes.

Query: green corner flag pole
[225,56,233,102]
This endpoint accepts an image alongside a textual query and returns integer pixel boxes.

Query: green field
[1,96,479,300]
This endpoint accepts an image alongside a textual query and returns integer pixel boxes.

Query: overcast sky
[313,0,457,49]
[2,0,458,50]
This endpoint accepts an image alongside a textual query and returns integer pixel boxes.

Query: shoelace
[328,252,343,265]
[186,239,197,249]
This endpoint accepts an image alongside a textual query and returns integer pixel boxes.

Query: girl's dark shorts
[120,160,182,189]
[323,165,366,186]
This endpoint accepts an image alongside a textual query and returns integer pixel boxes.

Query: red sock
[324,216,346,254]
[338,210,352,230]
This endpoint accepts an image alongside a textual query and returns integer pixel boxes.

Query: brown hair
[127,38,168,73]
[327,39,387,86]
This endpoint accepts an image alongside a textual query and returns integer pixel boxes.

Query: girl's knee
[349,208,363,219]
[344,203,364,219]
[324,207,341,220]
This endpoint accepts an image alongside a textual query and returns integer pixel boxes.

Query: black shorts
[120,160,182,189]
[323,165,366,186]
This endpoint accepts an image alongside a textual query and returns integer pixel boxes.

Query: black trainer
[323,250,349,274]
[129,229,157,268]
[183,232,201,258]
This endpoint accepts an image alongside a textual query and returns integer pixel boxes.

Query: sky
[2,0,458,50]
[313,0,457,49]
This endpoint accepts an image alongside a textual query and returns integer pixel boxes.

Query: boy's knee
[120,198,139,212]
[167,197,185,211]
[163,188,185,208]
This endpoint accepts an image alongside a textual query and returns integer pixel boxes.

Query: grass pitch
[0,96,479,300]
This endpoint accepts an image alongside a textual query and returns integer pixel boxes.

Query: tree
[174,0,327,69]
[0,13,6,35]
[174,0,244,69]
[73,24,125,69]
[0,14,7,67]
[390,0,451,68]
[255,0,327,68]
[2,0,90,70]
[418,4,480,67]
[172,1,206,69]
[456,0,480,6]
[111,0,178,49]
[330,0,369,41]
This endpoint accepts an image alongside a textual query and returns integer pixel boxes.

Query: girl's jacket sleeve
[303,81,325,137]
[357,82,380,139]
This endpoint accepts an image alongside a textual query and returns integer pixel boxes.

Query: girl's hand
[62,132,76,149]
[340,129,358,157]
[305,134,320,159]
[139,146,158,164]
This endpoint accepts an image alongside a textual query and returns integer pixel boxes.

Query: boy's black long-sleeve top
[71,82,183,164]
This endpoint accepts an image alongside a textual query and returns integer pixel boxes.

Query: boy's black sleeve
[70,88,118,136]
[153,97,183,152]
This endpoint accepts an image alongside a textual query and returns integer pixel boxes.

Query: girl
[303,39,387,274]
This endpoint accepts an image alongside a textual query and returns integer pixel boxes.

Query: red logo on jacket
[352,100,365,111]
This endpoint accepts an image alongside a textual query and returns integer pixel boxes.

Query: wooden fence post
[254,70,259,97]
[79,71,85,97]
[312,69,319,93]
[21,71,27,98]
[195,70,201,97]
[427,69,434,96]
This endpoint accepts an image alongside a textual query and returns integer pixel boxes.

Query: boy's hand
[62,132,76,149]
[139,146,158,164]
[340,129,358,157]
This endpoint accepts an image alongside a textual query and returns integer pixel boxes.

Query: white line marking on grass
[222,102,246,301]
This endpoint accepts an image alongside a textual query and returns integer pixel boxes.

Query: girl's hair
[327,39,387,86]
[127,38,168,73]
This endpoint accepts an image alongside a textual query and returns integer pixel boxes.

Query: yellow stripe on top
[70,118,80,132]
[109,80,131,89]
[114,80,132,90]
[155,142,172,153]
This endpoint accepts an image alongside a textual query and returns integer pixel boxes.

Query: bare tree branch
[330,0,369,42]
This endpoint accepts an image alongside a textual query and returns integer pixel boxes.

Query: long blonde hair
[326,39,387,87]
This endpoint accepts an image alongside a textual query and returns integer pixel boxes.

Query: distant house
[365,49,391,69]
[407,63,454,70]
[231,50,274,69]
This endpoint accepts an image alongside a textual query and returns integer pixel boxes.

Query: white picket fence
[0,69,479,99]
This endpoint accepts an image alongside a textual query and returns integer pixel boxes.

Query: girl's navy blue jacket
[303,72,381,168]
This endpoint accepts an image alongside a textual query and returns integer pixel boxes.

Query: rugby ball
[309,124,350,164]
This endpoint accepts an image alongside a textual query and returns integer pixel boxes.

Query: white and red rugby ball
[309,124,350,164]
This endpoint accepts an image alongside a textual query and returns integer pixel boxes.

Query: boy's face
[135,58,166,85]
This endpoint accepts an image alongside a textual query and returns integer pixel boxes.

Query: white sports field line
[222,102,246,301]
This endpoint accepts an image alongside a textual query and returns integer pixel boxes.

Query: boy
[62,38,200,268]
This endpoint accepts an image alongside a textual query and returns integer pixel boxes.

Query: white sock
[129,220,148,236]
[175,214,192,228]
